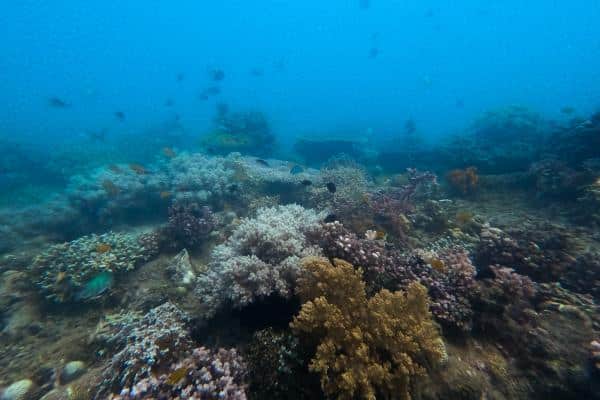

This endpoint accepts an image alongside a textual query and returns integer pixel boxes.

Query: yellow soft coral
[291,257,446,400]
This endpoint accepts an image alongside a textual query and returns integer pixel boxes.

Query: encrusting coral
[195,204,323,317]
[291,257,446,400]
[30,231,156,303]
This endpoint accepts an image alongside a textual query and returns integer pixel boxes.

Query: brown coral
[446,167,479,195]
[291,257,446,400]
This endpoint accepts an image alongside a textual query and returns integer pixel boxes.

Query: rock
[1,379,35,400]
[166,249,195,286]
[60,361,86,384]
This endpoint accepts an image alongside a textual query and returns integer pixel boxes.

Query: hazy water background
[1,1,599,158]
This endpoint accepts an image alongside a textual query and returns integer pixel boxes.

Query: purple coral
[111,347,247,400]
[317,222,477,330]
[165,200,216,248]
[93,302,193,397]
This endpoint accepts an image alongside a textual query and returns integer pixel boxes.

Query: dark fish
[87,128,107,142]
[114,111,125,121]
[48,97,69,108]
[326,182,337,193]
[250,67,264,77]
[210,68,225,81]
[301,179,312,186]
[324,213,338,223]
[165,98,175,107]
[368,47,379,58]
[405,119,416,134]
[256,159,270,167]
[206,86,221,95]
[290,165,304,174]
[176,72,185,82]
[561,106,575,115]
[217,102,229,116]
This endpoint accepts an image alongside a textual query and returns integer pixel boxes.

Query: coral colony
[1,107,600,400]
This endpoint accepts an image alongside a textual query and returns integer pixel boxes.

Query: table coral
[291,257,446,400]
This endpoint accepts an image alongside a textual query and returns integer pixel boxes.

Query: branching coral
[291,257,446,400]
[91,302,193,397]
[111,347,247,400]
[195,204,323,317]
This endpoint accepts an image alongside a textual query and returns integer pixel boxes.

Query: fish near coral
[95,243,112,253]
[162,147,176,158]
[129,163,147,175]
[101,179,120,196]
[160,191,172,199]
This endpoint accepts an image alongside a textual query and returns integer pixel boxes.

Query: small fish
[176,72,185,82]
[326,182,337,193]
[290,165,304,175]
[75,271,114,301]
[129,163,147,175]
[210,68,225,81]
[48,97,69,108]
[165,98,174,107]
[206,86,221,95]
[301,179,312,186]
[368,47,379,58]
[250,67,264,77]
[108,164,122,174]
[87,128,107,142]
[114,111,125,121]
[359,0,370,10]
[217,103,229,118]
[405,119,416,134]
[95,243,112,253]
[561,106,575,115]
[324,213,338,223]
[162,147,176,158]
[455,99,464,109]
[159,191,172,199]
[102,179,120,196]
[199,86,221,100]
[255,158,270,167]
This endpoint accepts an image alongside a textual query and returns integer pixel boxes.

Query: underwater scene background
[1,1,600,399]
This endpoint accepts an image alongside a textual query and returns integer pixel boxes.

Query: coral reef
[30,231,155,303]
[446,167,479,195]
[161,200,216,249]
[195,205,323,317]
[201,109,275,156]
[291,257,446,400]
[111,347,247,400]
[91,302,193,397]
[244,328,312,399]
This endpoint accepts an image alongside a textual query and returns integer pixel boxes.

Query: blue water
[1,1,598,155]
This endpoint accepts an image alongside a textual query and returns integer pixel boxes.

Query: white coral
[196,204,323,317]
